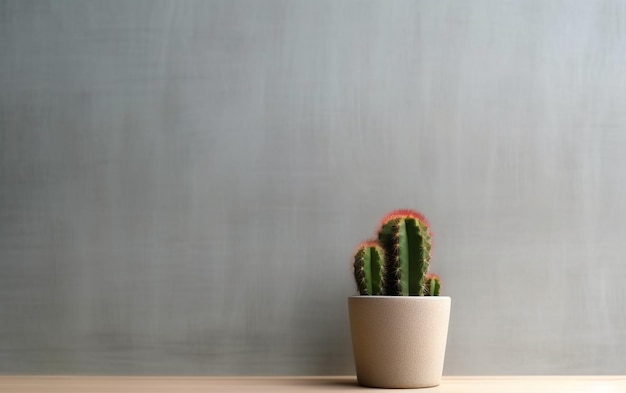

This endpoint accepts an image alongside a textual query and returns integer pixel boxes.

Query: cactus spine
[352,209,439,296]
[353,240,385,295]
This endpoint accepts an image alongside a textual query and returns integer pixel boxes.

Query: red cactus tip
[353,239,383,268]
[380,209,430,226]
[355,239,381,252]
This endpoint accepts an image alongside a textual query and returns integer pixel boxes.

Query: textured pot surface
[348,296,451,389]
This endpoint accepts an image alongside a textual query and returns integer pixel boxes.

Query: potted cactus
[348,209,451,388]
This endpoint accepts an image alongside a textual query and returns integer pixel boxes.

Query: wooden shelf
[1,376,625,392]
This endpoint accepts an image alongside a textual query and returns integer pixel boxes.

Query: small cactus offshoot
[353,240,385,295]
[352,209,441,296]
[424,273,441,296]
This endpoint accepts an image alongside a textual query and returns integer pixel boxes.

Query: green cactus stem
[353,240,385,295]
[378,209,432,296]
[424,273,441,296]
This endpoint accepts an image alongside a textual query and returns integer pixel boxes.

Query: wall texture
[1,0,626,375]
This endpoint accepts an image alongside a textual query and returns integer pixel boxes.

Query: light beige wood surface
[0,376,625,392]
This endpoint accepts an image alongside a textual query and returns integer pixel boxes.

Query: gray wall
[1,0,625,375]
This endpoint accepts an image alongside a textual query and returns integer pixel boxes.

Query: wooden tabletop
[0,376,624,392]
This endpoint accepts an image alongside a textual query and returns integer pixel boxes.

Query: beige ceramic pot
[348,296,451,389]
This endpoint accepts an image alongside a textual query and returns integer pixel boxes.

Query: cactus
[352,209,440,296]
[353,240,385,295]
[378,210,432,296]
[424,273,441,296]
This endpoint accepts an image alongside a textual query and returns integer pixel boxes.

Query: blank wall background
[1,0,626,375]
